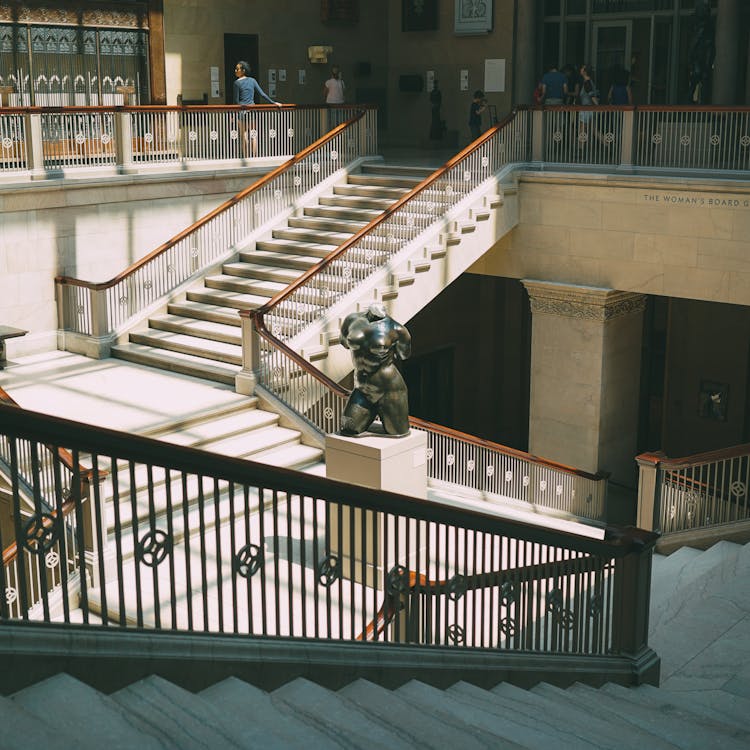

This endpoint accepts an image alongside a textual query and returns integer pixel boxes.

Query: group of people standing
[536,62,633,108]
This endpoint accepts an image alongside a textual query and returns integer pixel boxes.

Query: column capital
[522,280,647,323]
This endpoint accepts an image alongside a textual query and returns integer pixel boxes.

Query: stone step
[287,215,368,234]
[347,173,422,189]
[360,163,435,179]
[129,329,242,366]
[11,673,162,750]
[111,343,239,386]
[271,226,352,245]
[155,407,280,448]
[303,204,382,222]
[186,287,272,310]
[148,313,242,346]
[251,441,324,470]
[0,694,88,750]
[318,194,395,210]
[240,249,322,272]
[333,183,409,199]
[204,272,287,296]
[168,300,242,327]
[252,238,337,259]
[221,263,303,285]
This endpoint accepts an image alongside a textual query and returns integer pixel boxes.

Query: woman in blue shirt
[233,61,282,156]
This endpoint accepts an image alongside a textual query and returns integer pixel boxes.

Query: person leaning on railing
[233,60,283,157]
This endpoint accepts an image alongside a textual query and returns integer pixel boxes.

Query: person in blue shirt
[540,64,568,105]
[233,60,282,156]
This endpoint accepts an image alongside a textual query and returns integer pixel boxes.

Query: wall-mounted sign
[484,59,505,93]
[460,69,469,91]
[299,69,306,85]
[454,0,493,35]
[278,69,287,82]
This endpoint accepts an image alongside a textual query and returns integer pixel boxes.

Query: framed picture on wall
[454,0,493,35]
[402,0,439,32]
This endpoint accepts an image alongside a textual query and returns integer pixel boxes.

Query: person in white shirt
[323,66,345,104]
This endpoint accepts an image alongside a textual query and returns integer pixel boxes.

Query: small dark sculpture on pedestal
[340,303,411,437]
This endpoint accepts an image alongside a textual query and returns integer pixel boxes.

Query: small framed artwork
[403,0,439,32]
[698,380,729,422]
[455,0,493,35]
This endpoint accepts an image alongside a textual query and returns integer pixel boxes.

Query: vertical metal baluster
[146,465,161,629]
[50,447,71,624]
[196,476,209,631]
[299,493,308,638]
[213,478,224,633]
[258,486,268,636]
[162,467,177,630]
[271,488,281,637]
[286,491,294,637]
[90,454,109,624]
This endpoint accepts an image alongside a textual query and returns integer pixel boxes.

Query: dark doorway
[402,347,454,426]
[224,34,259,104]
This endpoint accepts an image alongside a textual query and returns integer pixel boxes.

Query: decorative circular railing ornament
[406,216,415,228]
[274,189,282,200]
[505,470,512,482]
[167,264,175,274]
[230,129,238,140]
[556,484,563,496]
[463,170,472,182]
[686,495,697,518]
[445,185,454,196]
[365,248,374,261]
[61,487,71,500]
[323,406,334,422]
[585,493,593,505]
[481,156,489,168]
[2,137,13,150]
[486,465,494,477]
[387,564,409,594]
[188,130,197,142]
[553,130,563,143]
[740,135,750,148]
[249,129,258,139]
[311,162,320,173]
[269,128,277,139]
[293,175,302,187]
[730,480,746,498]
[604,132,615,144]
[77,305,85,316]
[426,448,434,460]
[710,134,720,146]
[318,555,340,587]
[209,130,218,141]
[5,587,18,605]
[272,324,282,336]
[45,550,60,569]
[588,593,603,618]
[233,543,263,578]
[500,581,517,606]
[447,623,464,645]
[23,513,59,555]
[119,296,128,306]
[143,279,153,291]
[669,503,677,520]
[343,264,353,280]
[137,530,172,567]
[447,574,467,601]
[499,616,516,637]
[446,453,455,467]
[426,201,435,213]
[467,459,475,472]
[74,132,86,145]
[680,134,691,146]
[555,608,575,630]
[522,475,530,487]
[651,133,663,145]
[168,132,178,143]
[330,150,338,161]
[577,131,589,144]
[539,480,547,492]
[287,127,294,138]
[297,384,307,398]
[100,133,111,145]
[190,247,199,258]
[144,132,154,144]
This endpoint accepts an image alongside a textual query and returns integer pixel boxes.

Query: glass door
[592,21,633,101]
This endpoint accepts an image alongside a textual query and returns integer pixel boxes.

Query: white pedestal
[325,429,428,499]
[325,430,428,588]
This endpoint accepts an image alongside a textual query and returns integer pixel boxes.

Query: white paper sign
[460,69,469,91]
[484,59,506,93]
[210,82,220,98]
[268,69,276,84]
[210,66,219,82]
[278,69,287,82]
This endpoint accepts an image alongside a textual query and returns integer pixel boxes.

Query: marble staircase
[4,541,748,748]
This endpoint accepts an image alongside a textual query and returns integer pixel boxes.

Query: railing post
[90,289,110,341]
[531,108,544,162]
[619,109,635,171]
[236,310,260,395]
[23,113,45,179]
[636,453,662,531]
[114,109,134,173]
[320,107,330,138]
[611,535,660,685]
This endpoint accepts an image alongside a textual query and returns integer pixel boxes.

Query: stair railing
[54,106,377,345]
[0,401,658,685]
[0,388,90,619]
[253,108,530,343]
[636,444,750,535]
[246,314,608,522]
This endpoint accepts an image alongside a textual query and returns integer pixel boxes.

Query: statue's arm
[340,312,358,350]
[394,324,412,361]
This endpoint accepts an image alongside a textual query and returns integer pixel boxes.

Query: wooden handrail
[636,443,750,471]
[253,109,520,316]
[53,108,370,291]
[250,311,607,484]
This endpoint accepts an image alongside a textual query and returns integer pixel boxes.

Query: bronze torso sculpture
[340,303,411,437]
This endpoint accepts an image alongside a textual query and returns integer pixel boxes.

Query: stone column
[523,280,647,486]
[513,0,538,105]
[713,0,740,104]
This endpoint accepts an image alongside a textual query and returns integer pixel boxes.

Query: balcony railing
[0,104,370,176]
[0,401,657,682]
[637,444,750,536]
